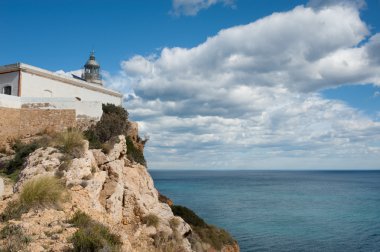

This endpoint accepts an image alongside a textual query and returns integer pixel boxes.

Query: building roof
[0,63,122,98]
[84,51,100,68]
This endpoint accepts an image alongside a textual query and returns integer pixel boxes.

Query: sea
[150,170,380,252]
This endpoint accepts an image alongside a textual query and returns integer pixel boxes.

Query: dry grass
[142,214,160,228]
[54,128,85,158]
[1,176,67,221]
[20,176,66,208]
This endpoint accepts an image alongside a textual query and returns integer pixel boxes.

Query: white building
[0,52,123,119]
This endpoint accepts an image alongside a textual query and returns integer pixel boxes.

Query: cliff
[0,134,239,251]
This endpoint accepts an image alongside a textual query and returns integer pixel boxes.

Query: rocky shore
[0,134,239,251]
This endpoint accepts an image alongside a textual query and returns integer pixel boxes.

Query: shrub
[142,213,160,228]
[101,142,113,154]
[84,129,102,149]
[84,104,147,166]
[125,136,146,166]
[192,225,235,250]
[20,176,66,208]
[0,224,31,251]
[85,104,128,147]
[1,137,52,181]
[152,231,181,252]
[171,205,207,228]
[68,211,122,252]
[54,128,85,158]
[5,141,40,175]
[169,217,180,230]
[69,210,93,227]
[0,200,25,221]
[171,205,235,250]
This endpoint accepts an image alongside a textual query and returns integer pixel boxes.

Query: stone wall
[0,107,75,144]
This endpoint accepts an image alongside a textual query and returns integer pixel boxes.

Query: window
[2,86,12,95]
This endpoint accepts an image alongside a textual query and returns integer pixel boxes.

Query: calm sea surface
[150,170,380,252]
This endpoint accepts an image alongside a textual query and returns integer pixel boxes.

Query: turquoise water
[150,170,380,252]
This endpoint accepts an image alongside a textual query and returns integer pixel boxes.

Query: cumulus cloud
[171,0,235,16]
[308,0,366,9]
[55,69,83,78]
[110,4,380,169]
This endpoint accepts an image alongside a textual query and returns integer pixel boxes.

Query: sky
[1,0,380,170]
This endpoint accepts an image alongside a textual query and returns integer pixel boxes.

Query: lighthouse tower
[82,51,102,85]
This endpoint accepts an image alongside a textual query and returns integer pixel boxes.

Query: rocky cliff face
[0,135,239,252]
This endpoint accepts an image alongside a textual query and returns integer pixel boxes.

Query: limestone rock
[0,134,235,252]
[0,177,3,198]
[14,147,63,192]
[107,135,127,162]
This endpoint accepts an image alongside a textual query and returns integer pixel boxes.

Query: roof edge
[0,62,123,98]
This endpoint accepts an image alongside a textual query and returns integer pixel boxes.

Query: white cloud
[308,0,366,10]
[111,4,380,169]
[171,0,235,16]
[55,69,82,78]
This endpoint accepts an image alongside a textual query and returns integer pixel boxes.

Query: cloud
[374,91,380,97]
[55,69,83,78]
[108,4,380,169]
[307,0,366,9]
[171,0,235,16]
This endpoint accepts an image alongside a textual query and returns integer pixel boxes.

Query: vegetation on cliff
[0,104,239,252]
[69,211,122,252]
[171,204,236,250]
[1,140,41,181]
[0,129,86,182]
[85,103,147,166]
[1,176,67,221]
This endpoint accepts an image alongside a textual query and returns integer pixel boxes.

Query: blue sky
[1,0,380,169]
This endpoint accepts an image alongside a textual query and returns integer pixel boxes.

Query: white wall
[21,97,103,119]
[0,93,21,108]
[21,72,122,105]
[0,71,19,96]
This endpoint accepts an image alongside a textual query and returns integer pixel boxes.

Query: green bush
[125,136,146,166]
[69,211,93,228]
[193,225,235,250]
[85,103,129,148]
[5,141,40,175]
[0,224,31,251]
[84,104,147,166]
[171,205,235,250]
[84,129,102,150]
[171,205,207,228]
[1,137,52,181]
[68,211,122,252]
[0,200,25,221]
[142,213,160,228]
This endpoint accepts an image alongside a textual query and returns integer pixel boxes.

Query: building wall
[0,93,21,108]
[0,71,19,96]
[0,107,76,144]
[21,97,103,119]
[21,71,122,105]
[0,95,103,119]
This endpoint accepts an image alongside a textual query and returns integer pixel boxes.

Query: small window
[3,86,12,95]
[75,97,81,101]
